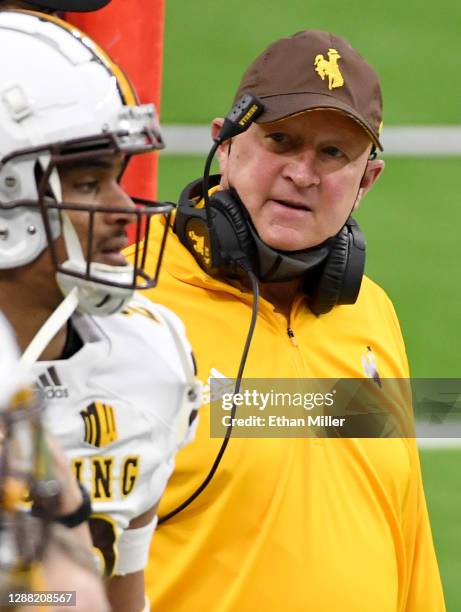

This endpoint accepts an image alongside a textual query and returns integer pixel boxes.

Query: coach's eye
[266,132,289,145]
[321,146,346,159]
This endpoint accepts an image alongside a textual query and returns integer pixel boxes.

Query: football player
[0,313,109,612]
[0,311,53,606]
[0,10,200,612]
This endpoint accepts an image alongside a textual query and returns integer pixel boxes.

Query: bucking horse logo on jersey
[314,48,344,90]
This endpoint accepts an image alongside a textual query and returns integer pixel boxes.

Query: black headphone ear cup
[174,178,255,277]
[309,226,350,315]
[208,190,254,256]
[308,221,366,315]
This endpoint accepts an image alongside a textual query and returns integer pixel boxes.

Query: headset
[175,176,366,315]
[174,93,366,315]
[159,93,367,523]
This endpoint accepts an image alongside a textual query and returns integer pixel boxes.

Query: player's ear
[353,159,385,210]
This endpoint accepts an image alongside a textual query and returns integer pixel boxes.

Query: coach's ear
[211,118,233,187]
[353,159,385,210]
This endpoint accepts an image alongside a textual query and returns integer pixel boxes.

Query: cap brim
[27,0,111,11]
[257,92,383,151]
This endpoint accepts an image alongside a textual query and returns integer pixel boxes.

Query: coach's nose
[281,148,321,189]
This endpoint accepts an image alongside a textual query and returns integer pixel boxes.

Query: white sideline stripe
[418,438,461,449]
[416,422,461,448]
[161,125,461,156]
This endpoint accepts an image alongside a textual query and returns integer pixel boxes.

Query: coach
[135,30,445,612]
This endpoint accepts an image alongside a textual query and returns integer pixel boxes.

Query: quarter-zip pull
[287,327,298,347]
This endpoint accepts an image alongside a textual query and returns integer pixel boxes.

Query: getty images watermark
[209,378,461,438]
[221,389,344,428]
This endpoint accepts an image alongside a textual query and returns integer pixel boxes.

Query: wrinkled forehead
[261,107,367,131]
[260,108,374,146]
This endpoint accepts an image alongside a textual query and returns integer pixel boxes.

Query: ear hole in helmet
[33,161,55,201]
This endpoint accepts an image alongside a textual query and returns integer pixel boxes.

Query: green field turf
[162,1,461,125]
[355,157,461,379]
[420,448,461,610]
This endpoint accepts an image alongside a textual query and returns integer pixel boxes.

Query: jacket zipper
[287,327,298,347]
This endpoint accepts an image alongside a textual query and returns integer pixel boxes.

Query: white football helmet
[0,10,171,317]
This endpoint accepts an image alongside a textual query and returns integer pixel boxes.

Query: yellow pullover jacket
[126,216,444,612]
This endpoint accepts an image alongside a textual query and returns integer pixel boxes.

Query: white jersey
[0,312,24,406]
[32,293,200,577]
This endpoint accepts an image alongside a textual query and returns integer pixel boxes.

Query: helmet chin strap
[20,287,79,368]
[20,170,80,368]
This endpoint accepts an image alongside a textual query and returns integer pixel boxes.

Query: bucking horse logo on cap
[314,48,344,90]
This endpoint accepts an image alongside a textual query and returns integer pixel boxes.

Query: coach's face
[213,109,384,251]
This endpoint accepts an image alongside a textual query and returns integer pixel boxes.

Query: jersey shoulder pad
[126,293,187,335]
[120,293,175,327]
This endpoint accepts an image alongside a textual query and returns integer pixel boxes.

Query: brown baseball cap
[234,30,383,150]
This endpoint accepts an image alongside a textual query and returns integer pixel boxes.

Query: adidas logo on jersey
[35,366,69,400]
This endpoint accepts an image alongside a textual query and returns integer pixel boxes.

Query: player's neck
[0,266,68,361]
[259,279,302,320]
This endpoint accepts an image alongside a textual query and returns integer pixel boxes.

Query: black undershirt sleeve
[59,319,84,360]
